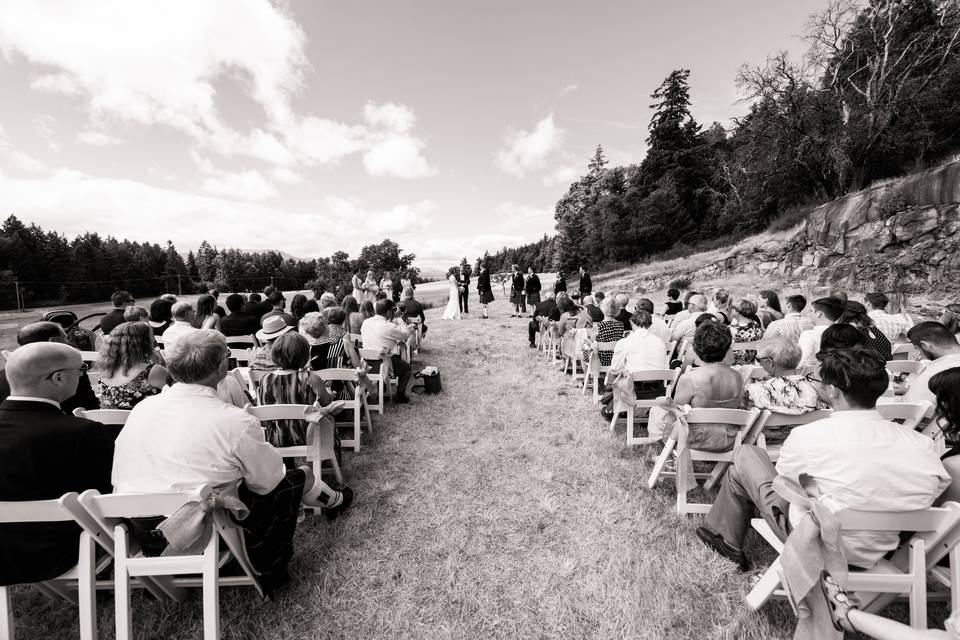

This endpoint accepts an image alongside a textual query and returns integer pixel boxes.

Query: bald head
[615,293,629,307]
[6,342,83,402]
[689,294,708,312]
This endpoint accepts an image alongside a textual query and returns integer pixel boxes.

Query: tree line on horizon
[482,0,960,276]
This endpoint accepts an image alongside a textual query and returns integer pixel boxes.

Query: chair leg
[744,559,782,611]
[908,540,927,629]
[114,527,133,640]
[647,437,676,489]
[202,532,220,640]
[592,372,599,404]
[1,585,15,640]
[78,532,97,640]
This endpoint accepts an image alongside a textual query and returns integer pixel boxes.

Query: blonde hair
[98,321,155,377]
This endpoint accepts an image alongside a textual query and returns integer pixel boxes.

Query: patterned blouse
[98,363,161,410]
[731,322,764,366]
[584,320,625,367]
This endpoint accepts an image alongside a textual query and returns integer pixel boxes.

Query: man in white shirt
[360,299,416,403]
[696,346,949,571]
[797,296,845,366]
[764,294,814,344]
[609,310,668,375]
[865,292,913,344]
[634,298,670,343]
[670,294,709,344]
[112,330,353,593]
[902,321,960,411]
[160,301,197,355]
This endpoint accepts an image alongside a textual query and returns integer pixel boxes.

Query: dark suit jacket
[0,400,118,585]
[525,274,541,294]
[579,272,592,294]
[0,371,99,414]
[99,308,127,335]
[477,270,491,293]
[242,301,273,318]
[219,312,260,337]
[401,299,426,324]
[532,298,560,322]
[554,277,567,293]
[616,308,633,333]
[457,273,470,290]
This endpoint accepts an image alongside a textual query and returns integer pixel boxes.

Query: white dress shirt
[797,325,828,366]
[112,383,284,495]
[670,311,707,343]
[161,321,198,355]
[360,315,413,354]
[5,396,61,409]
[609,329,667,375]
[776,409,950,567]
[901,352,960,410]
[647,315,671,344]
[764,313,814,344]
[868,310,913,344]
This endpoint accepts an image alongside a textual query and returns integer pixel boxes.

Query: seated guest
[208,289,226,318]
[555,294,579,338]
[798,296,845,367]
[123,305,149,322]
[710,289,732,324]
[664,288,684,317]
[730,300,764,365]
[159,293,178,304]
[648,322,745,449]
[931,368,960,502]
[696,347,949,571]
[757,290,784,328]
[98,322,170,410]
[529,291,560,348]
[192,294,220,331]
[576,295,604,328]
[100,290,134,335]
[219,293,260,338]
[614,294,633,333]
[636,298,670,343]
[148,298,174,336]
[0,342,118,586]
[302,298,320,315]
[839,300,892,361]
[671,291,698,326]
[242,292,272,319]
[252,316,295,370]
[865,292,913,344]
[360,299,416,403]
[0,322,100,412]
[670,294,709,344]
[582,298,625,366]
[741,338,822,443]
[304,309,362,370]
[940,303,960,340]
[903,321,960,409]
[112,330,352,594]
[360,300,376,322]
[256,333,338,448]
[763,294,813,343]
[342,295,364,336]
[820,323,867,350]
[601,310,669,415]
[162,301,198,355]
[289,294,309,322]
[400,288,427,336]
[261,292,296,327]
[319,292,337,310]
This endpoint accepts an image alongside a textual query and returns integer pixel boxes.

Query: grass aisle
[13,303,794,640]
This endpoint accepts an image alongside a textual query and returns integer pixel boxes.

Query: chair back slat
[0,493,78,522]
[876,401,931,430]
[230,348,252,365]
[757,409,832,428]
[837,506,958,532]
[224,335,256,347]
[316,369,360,383]
[244,403,312,422]
[731,340,763,352]
[80,351,100,364]
[886,360,924,375]
[685,407,759,427]
[81,490,197,520]
[73,408,131,425]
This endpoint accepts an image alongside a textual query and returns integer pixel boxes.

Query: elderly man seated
[0,342,118,586]
[162,301,197,354]
[112,330,352,595]
[670,293,709,345]
[360,299,416,404]
[696,346,949,572]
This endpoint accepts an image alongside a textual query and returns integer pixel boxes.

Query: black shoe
[323,487,354,521]
[529,342,536,348]
[599,406,613,421]
[393,394,411,404]
[695,526,750,572]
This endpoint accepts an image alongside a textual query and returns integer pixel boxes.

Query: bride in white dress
[441,270,461,320]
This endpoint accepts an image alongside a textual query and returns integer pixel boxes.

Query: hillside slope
[596,159,960,310]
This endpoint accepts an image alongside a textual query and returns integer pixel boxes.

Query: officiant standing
[477,263,493,319]
[457,266,470,315]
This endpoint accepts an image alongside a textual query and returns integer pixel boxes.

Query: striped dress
[256,370,318,448]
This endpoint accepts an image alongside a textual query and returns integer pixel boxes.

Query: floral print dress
[731,322,764,366]
[98,364,161,410]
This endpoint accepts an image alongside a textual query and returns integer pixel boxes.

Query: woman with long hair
[97,322,170,409]
[193,293,220,330]
[290,293,308,321]
[757,290,783,328]
[342,295,363,336]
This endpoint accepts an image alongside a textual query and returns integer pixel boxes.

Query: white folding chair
[80,487,263,640]
[244,404,342,486]
[581,340,617,403]
[316,369,373,452]
[891,342,920,361]
[745,501,960,630]
[663,341,676,367]
[358,348,396,415]
[246,369,270,399]
[79,351,100,365]
[153,334,164,350]
[750,409,833,462]
[646,407,762,515]
[610,369,680,444]
[0,493,99,640]
[224,335,256,348]
[229,348,252,368]
[72,408,131,425]
[876,401,932,431]
[886,360,925,376]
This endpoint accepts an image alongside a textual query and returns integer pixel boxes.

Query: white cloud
[495,114,564,178]
[363,134,437,179]
[281,116,366,165]
[495,202,552,221]
[33,114,59,152]
[77,129,122,146]
[202,170,277,201]
[363,101,415,133]
[323,195,434,235]
[559,82,579,96]
[269,167,303,184]
[0,128,47,172]
[543,165,580,187]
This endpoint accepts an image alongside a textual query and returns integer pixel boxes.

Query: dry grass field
[6,298,824,640]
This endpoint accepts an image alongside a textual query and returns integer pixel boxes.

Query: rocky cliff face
[631,160,960,297]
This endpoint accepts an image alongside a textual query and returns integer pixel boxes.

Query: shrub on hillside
[668,276,693,291]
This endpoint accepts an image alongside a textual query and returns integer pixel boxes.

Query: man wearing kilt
[510,264,526,317]
[477,262,494,319]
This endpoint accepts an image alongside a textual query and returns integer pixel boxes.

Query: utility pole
[14,281,23,312]
[176,274,182,296]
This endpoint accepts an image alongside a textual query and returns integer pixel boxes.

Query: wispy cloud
[494,114,564,178]
[559,82,579,96]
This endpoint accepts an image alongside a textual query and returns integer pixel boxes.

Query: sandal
[820,571,856,632]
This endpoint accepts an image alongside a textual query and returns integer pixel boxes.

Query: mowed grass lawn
[11,299,806,640]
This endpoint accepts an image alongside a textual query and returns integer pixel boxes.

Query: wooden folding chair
[358,348,396,414]
[609,369,679,444]
[316,369,373,453]
[750,409,833,462]
[581,340,618,404]
[79,487,263,640]
[0,493,99,640]
[73,408,132,425]
[745,501,960,629]
[646,407,762,515]
[244,404,342,487]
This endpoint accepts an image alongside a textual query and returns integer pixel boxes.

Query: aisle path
[15,304,791,640]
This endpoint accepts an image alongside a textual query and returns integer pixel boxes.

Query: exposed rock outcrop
[629,160,960,297]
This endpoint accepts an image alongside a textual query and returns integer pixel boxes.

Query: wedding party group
[441,264,493,320]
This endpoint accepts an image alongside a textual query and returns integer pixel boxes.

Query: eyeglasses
[804,371,849,392]
[756,356,774,364]
[45,363,89,379]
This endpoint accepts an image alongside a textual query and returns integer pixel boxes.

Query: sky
[0,0,830,272]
